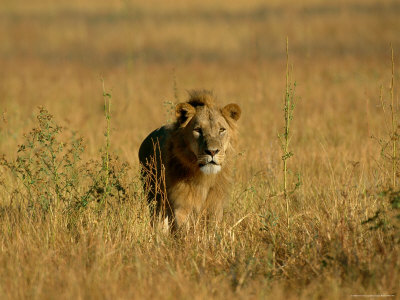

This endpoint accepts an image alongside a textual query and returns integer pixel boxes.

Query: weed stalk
[280,37,297,228]
[102,79,112,209]
[390,45,396,188]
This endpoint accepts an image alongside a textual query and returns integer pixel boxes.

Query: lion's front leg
[173,205,192,229]
[204,187,227,226]
[168,185,194,230]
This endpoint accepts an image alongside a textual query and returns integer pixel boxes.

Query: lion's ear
[222,103,241,122]
[176,103,196,126]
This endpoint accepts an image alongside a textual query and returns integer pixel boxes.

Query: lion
[138,90,241,231]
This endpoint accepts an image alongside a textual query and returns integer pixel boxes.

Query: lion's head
[173,90,241,175]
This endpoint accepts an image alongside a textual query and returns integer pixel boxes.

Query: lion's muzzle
[198,149,223,174]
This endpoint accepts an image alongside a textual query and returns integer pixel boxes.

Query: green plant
[374,45,398,187]
[101,78,112,209]
[390,46,396,188]
[278,38,301,228]
[366,46,400,240]
[0,108,84,212]
[0,101,131,214]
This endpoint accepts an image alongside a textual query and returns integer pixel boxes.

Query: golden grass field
[1,0,400,299]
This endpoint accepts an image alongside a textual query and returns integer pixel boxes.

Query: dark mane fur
[187,90,215,108]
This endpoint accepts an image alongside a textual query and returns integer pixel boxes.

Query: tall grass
[0,61,398,299]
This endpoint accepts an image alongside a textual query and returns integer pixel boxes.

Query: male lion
[138,90,241,230]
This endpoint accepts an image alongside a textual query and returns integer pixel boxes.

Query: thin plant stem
[279,38,300,229]
[390,45,396,188]
[283,37,293,228]
[102,78,112,210]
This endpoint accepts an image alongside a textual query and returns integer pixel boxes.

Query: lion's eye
[193,127,202,136]
[219,128,226,134]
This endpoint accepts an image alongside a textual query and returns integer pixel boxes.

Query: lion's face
[176,102,241,175]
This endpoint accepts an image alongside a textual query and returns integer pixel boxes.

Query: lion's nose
[205,149,220,157]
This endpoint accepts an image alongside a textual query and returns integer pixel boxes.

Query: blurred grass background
[1,0,398,173]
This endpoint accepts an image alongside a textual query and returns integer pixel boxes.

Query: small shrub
[0,108,85,211]
[0,107,132,214]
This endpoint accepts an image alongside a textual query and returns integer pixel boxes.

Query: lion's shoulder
[138,124,174,166]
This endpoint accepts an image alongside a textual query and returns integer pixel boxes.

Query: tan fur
[138,90,241,230]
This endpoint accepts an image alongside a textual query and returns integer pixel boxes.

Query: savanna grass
[0,64,398,299]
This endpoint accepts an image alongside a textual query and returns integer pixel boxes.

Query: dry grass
[0,0,399,299]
